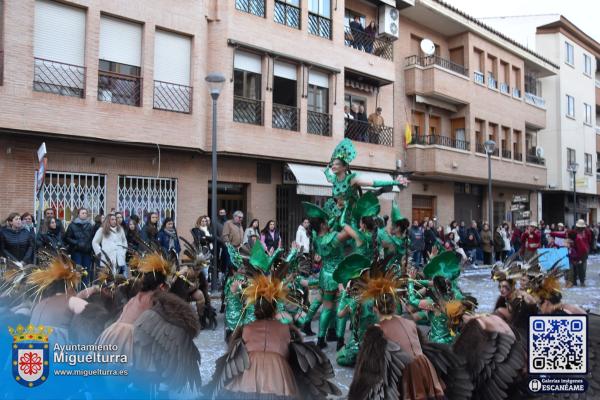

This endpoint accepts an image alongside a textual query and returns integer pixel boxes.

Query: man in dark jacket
[0,213,34,264]
[462,221,481,264]
[409,221,425,267]
[64,208,95,283]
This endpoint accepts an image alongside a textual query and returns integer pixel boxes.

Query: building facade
[0,0,555,242]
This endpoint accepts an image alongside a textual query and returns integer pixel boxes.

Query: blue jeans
[412,250,423,267]
[71,252,92,284]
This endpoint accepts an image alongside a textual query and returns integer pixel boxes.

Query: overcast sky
[444,0,600,43]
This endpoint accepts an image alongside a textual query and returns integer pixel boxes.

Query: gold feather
[136,252,172,275]
[243,274,288,305]
[359,269,402,302]
[27,257,81,297]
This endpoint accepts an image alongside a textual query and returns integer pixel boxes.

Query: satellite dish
[536,146,544,158]
[420,38,435,56]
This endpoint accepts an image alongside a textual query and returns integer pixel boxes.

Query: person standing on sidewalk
[480,222,494,265]
[572,219,590,287]
[64,208,95,283]
[409,220,425,267]
[92,213,128,276]
[520,222,541,261]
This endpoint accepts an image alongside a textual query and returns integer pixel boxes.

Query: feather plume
[136,252,172,275]
[27,255,81,299]
[242,274,288,305]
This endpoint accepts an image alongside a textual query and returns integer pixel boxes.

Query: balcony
[514,152,523,162]
[272,103,299,131]
[411,134,470,151]
[98,70,141,106]
[475,143,486,154]
[235,0,265,17]
[308,13,331,39]
[526,154,545,166]
[233,96,263,125]
[33,58,85,98]
[524,92,546,109]
[274,0,300,29]
[153,80,192,114]
[344,119,393,146]
[488,75,497,90]
[307,110,332,136]
[474,71,484,85]
[502,149,512,159]
[404,55,469,105]
[499,82,509,94]
[512,87,521,99]
[344,27,393,61]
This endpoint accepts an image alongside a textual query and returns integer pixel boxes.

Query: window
[98,16,142,106]
[565,41,574,65]
[566,95,575,118]
[33,0,86,98]
[584,53,592,76]
[117,176,177,227]
[272,61,298,131]
[256,162,272,184]
[567,148,576,167]
[585,153,593,175]
[585,103,592,125]
[307,70,331,135]
[233,50,263,125]
[308,0,331,39]
[274,0,300,29]
[597,152,600,174]
[153,30,192,113]
[235,0,266,17]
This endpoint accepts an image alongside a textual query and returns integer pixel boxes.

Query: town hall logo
[9,324,51,387]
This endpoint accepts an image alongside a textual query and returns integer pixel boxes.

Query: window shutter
[234,51,262,74]
[154,30,191,86]
[99,15,142,67]
[274,61,297,80]
[308,70,329,88]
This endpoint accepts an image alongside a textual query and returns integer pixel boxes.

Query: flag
[404,123,412,149]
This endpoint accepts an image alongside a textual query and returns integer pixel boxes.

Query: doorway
[412,195,435,223]
[208,182,247,222]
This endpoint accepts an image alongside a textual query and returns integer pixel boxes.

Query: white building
[483,15,600,225]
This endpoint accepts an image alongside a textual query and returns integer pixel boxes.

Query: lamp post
[484,140,496,242]
[205,72,226,292]
[568,162,579,226]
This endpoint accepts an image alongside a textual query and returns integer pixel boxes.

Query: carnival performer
[208,264,341,400]
[379,200,411,273]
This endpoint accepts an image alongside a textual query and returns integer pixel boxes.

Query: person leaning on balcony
[368,107,384,144]
[344,105,354,120]
[349,16,364,50]
[357,105,369,142]
[364,20,377,54]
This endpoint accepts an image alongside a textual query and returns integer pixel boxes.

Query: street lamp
[205,72,226,292]
[484,140,496,243]
[568,162,579,226]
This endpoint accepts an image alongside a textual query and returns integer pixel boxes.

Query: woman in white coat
[92,213,128,276]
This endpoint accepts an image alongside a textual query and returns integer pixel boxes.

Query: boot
[317,336,327,349]
[220,303,226,314]
[302,322,316,336]
[206,305,218,330]
[336,337,345,351]
[225,328,232,344]
[326,327,337,342]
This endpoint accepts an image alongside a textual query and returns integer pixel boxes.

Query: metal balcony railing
[308,12,331,39]
[475,143,486,154]
[512,87,521,98]
[526,154,545,165]
[235,0,265,17]
[33,58,85,98]
[153,80,192,114]
[273,103,299,131]
[514,152,523,161]
[344,119,393,146]
[345,27,393,61]
[98,70,142,106]
[307,110,332,136]
[499,82,509,94]
[488,75,497,89]
[411,135,470,151]
[524,92,546,108]
[502,150,512,159]
[405,55,468,76]
[274,0,300,29]
[474,71,484,85]
[233,96,264,125]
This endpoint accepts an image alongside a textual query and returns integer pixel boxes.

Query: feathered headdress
[27,253,83,301]
[330,138,357,165]
[528,265,564,300]
[136,252,172,276]
[242,274,288,306]
[358,269,403,303]
[0,259,36,297]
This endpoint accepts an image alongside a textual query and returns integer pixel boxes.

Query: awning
[286,163,399,200]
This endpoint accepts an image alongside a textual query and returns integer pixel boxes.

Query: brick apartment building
[0,0,557,241]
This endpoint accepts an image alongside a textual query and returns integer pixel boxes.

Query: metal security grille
[36,172,107,227]
[117,176,177,227]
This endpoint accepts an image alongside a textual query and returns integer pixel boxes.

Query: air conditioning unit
[378,5,399,40]
[535,146,544,158]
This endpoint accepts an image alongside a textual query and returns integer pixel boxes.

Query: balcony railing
[235,0,265,17]
[514,152,523,162]
[344,119,393,146]
[33,58,85,98]
[488,75,497,90]
[524,92,546,108]
[308,13,331,39]
[526,154,545,165]
[273,103,299,131]
[411,135,470,151]
[153,80,192,114]
[98,70,141,106]
[307,110,332,136]
[474,71,484,85]
[405,55,468,76]
[475,143,486,154]
[274,0,300,29]
[345,27,393,61]
[502,149,512,159]
[499,82,509,94]
[512,87,521,98]
[233,96,264,125]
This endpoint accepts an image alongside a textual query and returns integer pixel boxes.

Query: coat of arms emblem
[9,324,52,387]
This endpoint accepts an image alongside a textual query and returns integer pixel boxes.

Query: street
[195,255,600,396]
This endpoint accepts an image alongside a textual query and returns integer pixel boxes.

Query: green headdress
[249,241,284,274]
[302,201,329,221]
[391,200,405,224]
[423,251,461,280]
[352,191,381,220]
[333,253,371,285]
[330,139,357,165]
[226,243,244,271]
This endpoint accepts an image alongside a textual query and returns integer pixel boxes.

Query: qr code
[529,315,587,374]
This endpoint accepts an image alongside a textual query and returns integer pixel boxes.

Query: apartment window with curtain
[307,70,331,136]
[308,0,331,39]
[233,50,263,125]
[98,16,142,106]
[274,0,300,29]
[567,148,576,167]
[584,103,592,125]
[565,41,574,65]
[566,95,575,118]
[235,0,266,18]
[585,153,592,175]
[33,0,86,98]
[153,30,192,113]
[584,53,592,76]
